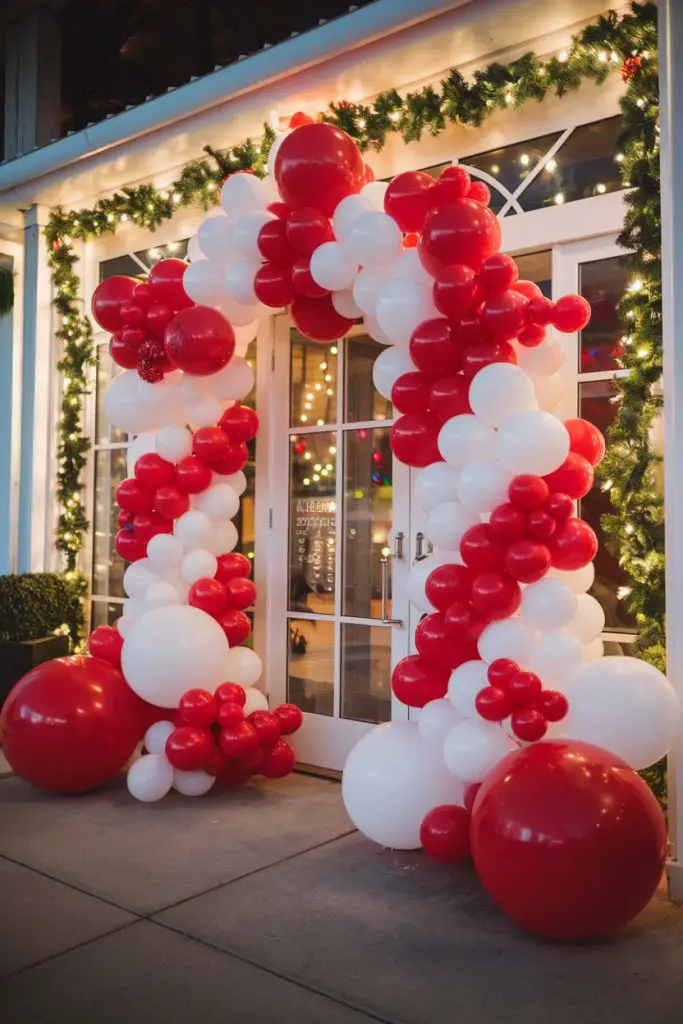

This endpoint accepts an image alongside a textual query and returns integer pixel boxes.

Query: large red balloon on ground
[274,123,365,217]
[471,740,667,940]
[419,199,501,275]
[0,656,143,793]
[164,306,234,375]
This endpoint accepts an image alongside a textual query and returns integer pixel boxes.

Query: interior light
[314,463,322,471]
[316,419,324,426]
[304,402,312,410]
[596,183,606,194]
[300,414,308,422]
[304,452,312,460]
[329,446,337,454]
[306,392,314,400]
[490,164,500,174]
[554,193,565,205]
[520,154,530,166]
[325,374,332,382]
[303,478,311,486]
[320,362,327,370]
[313,474,320,482]
[326,388,334,396]
[330,346,338,354]
[545,158,557,173]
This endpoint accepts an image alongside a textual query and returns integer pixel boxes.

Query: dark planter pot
[0,635,70,709]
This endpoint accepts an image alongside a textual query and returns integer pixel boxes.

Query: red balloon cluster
[475,657,569,743]
[189,558,256,646]
[160,683,303,788]
[420,803,471,864]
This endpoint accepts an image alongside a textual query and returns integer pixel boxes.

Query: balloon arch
[1,118,680,940]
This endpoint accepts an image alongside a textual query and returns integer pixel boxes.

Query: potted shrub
[0,573,83,708]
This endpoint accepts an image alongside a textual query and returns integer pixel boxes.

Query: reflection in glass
[96,344,127,444]
[290,332,339,428]
[464,131,562,204]
[513,250,552,299]
[346,334,392,423]
[287,617,334,716]
[579,256,629,373]
[579,380,636,632]
[93,447,128,598]
[343,428,392,619]
[91,600,124,629]
[99,239,190,282]
[288,433,337,615]
[341,623,391,724]
[232,351,257,571]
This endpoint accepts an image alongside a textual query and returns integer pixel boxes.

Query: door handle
[393,530,404,560]
[415,531,433,562]
[380,555,403,626]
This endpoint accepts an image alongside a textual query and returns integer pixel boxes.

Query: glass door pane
[342,426,392,619]
[288,432,337,615]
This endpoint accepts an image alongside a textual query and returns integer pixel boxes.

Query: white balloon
[116,616,134,639]
[217,296,262,328]
[360,180,388,208]
[126,432,157,474]
[173,769,216,797]
[389,248,433,286]
[145,581,180,608]
[232,211,275,262]
[375,278,437,346]
[332,194,374,242]
[347,211,403,267]
[243,686,269,715]
[371,345,415,399]
[566,593,605,643]
[103,372,167,435]
[233,322,259,349]
[528,633,583,686]
[342,721,464,848]
[418,698,464,747]
[469,363,537,427]
[221,172,268,214]
[208,520,239,556]
[449,660,489,718]
[584,638,604,660]
[174,510,214,550]
[186,233,202,263]
[479,619,537,666]
[438,415,495,469]
[533,373,563,412]
[515,334,565,376]
[124,559,159,598]
[363,314,392,345]
[197,214,235,263]
[211,357,255,401]
[557,657,682,769]
[266,131,287,174]
[332,289,363,319]
[122,605,230,707]
[495,410,570,476]
[183,259,227,307]
[310,241,357,291]
[224,647,263,687]
[155,426,193,463]
[426,501,478,551]
[443,719,515,784]
[521,578,577,632]
[127,754,174,803]
[180,548,218,584]
[457,460,511,514]
[194,483,239,520]
[187,397,224,428]
[123,597,146,619]
[180,374,214,403]
[144,720,175,755]
[353,267,388,316]
[415,462,460,513]
[549,563,595,594]
[406,554,445,613]
[213,468,247,495]
[224,260,260,305]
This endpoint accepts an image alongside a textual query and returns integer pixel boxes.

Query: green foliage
[0,573,85,648]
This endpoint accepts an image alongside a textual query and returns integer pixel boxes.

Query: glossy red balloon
[468,181,491,206]
[537,689,569,722]
[87,626,123,667]
[215,682,247,706]
[110,330,144,370]
[154,484,190,520]
[517,323,546,348]
[433,264,480,319]
[526,295,555,326]
[548,517,598,570]
[257,218,298,265]
[513,280,543,301]
[547,492,574,522]
[247,710,281,747]
[508,474,549,511]
[471,741,667,940]
[432,165,471,205]
[383,170,436,232]
[428,375,472,422]
[390,412,441,468]
[291,256,329,298]
[544,453,594,500]
[454,314,484,347]
[217,702,245,728]
[192,426,232,465]
[116,477,154,515]
[0,656,143,793]
[215,608,252,646]
[564,417,606,467]
[219,404,259,442]
[511,708,548,742]
[211,441,249,476]
[147,258,193,311]
[508,670,543,707]
[420,805,471,864]
[552,294,592,332]
[225,577,257,610]
[189,577,229,616]
[120,301,146,327]
[489,502,526,542]
[409,318,460,377]
[459,524,507,573]
[259,739,296,778]
[478,253,518,296]
[134,282,153,309]
[460,339,516,377]
[480,289,528,342]
[219,721,260,759]
[415,614,478,669]
[504,538,551,583]
[132,510,172,544]
[286,208,334,256]
[146,303,174,340]
[391,372,432,414]
[275,122,365,217]
[175,456,213,494]
[254,262,296,308]
[135,453,176,490]
[118,510,134,529]
[115,529,146,562]
[91,276,138,332]
[391,654,451,708]
[165,725,214,771]
[178,688,218,727]
[425,563,475,611]
[526,508,557,540]
[469,571,521,620]
[274,703,304,736]
[419,199,501,275]
[291,294,355,343]
[474,685,513,722]
[443,601,487,642]
[165,306,234,375]
[215,552,252,583]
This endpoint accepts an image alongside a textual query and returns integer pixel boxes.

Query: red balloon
[564,417,606,467]
[215,552,251,583]
[175,456,213,494]
[526,295,555,326]
[274,703,304,736]
[254,262,296,308]
[275,122,365,217]
[291,294,355,343]
[247,710,281,747]
[471,741,667,939]
[225,577,257,610]
[215,608,252,646]
[433,264,480,319]
[216,682,247,706]
[552,294,591,332]
[508,474,549,511]
[478,253,518,296]
[463,783,481,813]
[179,688,218,727]
[460,339,516,377]
[87,626,123,667]
[219,721,260,759]
[489,502,526,542]
[480,290,528,342]
[468,181,491,206]
[425,563,474,611]
[391,372,431,414]
[120,301,146,327]
[409,318,460,376]
[517,323,546,348]
[390,412,441,468]
[192,426,231,464]
[189,577,229,616]
[508,670,543,707]
[537,689,569,722]
[391,654,450,707]
[133,282,153,308]
[420,805,471,864]
[443,601,487,642]
[432,165,471,205]
[428,375,472,422]
[259,739,296,778]
[291,256,329,298]
[0,656,143,793]
[110,330,144,370]
[165,306,234,375]
[286,208,334,256]
[135,453,176,490]
[117,477,154,515]
[513,280,542,301]
[454,314,484,347]
[504,539,551,583]
[217,702,245,728]
[257,218,298,265]
[459,524,507,573]
[115,529,146,562]
[544,453,594,500]
[547,491,574,522]
[469,572,521,620]
[165,725,213,771]
[146,303,174,340]
[511,708,548,742]
[487,658,519,689]
[147,258,193,311]
[132,510,172,544]
[211,441,249,476]
[91,276,138,332]
[383,170,436,232]
[419,199,501,275]
[415,613,478,669]
[154,484,190,520]
[118,510,134,529]
[216,758,254,789]
[526,508,557,540]
[475,685,513,722]
[549,517,598,570]
[219,404,259,442]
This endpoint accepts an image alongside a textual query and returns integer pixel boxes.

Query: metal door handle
[415,531,433,562]
[380,555,402,625]
[393,531,404,560]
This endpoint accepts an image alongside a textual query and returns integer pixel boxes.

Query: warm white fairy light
[598,51,608,62]
[615,153,624,163]
[304,402,312,410]
[303,477,311,486]
[304,451,312,460]
[306,392,314,400]
[300,414,308,422]
[520,153,530,166]
[602,479,613,492]
[313,474,320,482]
[491,164,500,174]
[505,92,514,105]
[630,278,644,292]
[545,158,557,173]
[357,118,367,129]
[329,446,337,454]
[558,50,569,62]
[618,586,632,599]
[596,183,606,194]
[554,193,565,205]
[314,463,322,471]
[389,111,401,122]
[330,345,338,354]
[326,388,334,396]
[324,374,332,382]
[637,345,649,358]
[316,419,324,426]
[625,523,634,535]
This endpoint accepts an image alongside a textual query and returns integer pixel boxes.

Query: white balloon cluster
[127,720,216,802]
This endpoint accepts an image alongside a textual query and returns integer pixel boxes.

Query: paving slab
[157,831,683,1024]
[0,857,135,979]
[0,919,388,1024]
[0,773,353,914]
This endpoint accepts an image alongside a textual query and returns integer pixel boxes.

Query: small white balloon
[528,633,583,686]
[363,314,392,345]
[224,260,260,305]
[415,462,460,513]
[310,241,357,291]
[144,720,175,755]
[516,334,565,376]
[187,397,224,428]
[243,686,269,715]
[174,510,214,550]
[438,415,495,469]
[371,346,415,399]
[127,754,174,803]
[155,426,193,463]
[197,214,235,263]
[353,267,388,316]
[449,660,489,718]
[224,648,263,687]
[443,719,515,784]
[116,616,134,639]
[457,460,511,514]
[566,593,606,643]
[495,410,570,476]
[173,769,216,797]
[332,289,363,319]
[332,194,375,242]
[124,559,159,598]
[180,548,218,584]
[375,278,437,346]
[360,180,388,208]
[232,211,275,262]
[183,259,227,307]
[213,468,247,496]
[194,483,240,519]
[426,501,479,551]
[584,638,604,660]
[217,295,262,328]
[347,211,403,267]
[208,520,239,556]
[145,581,180,608]
[549,563,595,594]
[126,432,157,474]
[389,248,433,286]
[221,172,268,214]
[478,619,538,666]
[521,578,577,632]
[418,698,464,747]
[533,373,563,412]
[212,357,255,401]
[469,363,537,427]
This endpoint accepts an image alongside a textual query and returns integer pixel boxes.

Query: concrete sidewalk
[1,772,683,1024]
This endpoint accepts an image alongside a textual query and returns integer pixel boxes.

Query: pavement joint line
[0,919,139,984]
[0,852,142,917]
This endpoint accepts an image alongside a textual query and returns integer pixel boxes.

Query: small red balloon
[291,256,329,298]
[548,517,598,570]
[526,295,555,326]
[274,703,304,736]
[211,441,249,476]
[192,426,232,464]
[286,208,334,255]
[215,683,247,707]
[428,376,472,422]
[165,306,234,376]
[391,654,451,708]
[460,339,516,377]
[224,577,257,610]
[504,539,551,583]
[154,484,190,520]
[475,686,513,722]
[487,659,519,690]
[289,111,314,129]
[259,739,296,778]
[115,529,146,562]
[544,453,594,500]
[215,608,252,646]
[409,318,460,377]
[526,509,557,540]
[291,294,355,343]
[147,258,193,311]
[454,315,484,347]
[116,478,154,515]
[564,417,606,467]
[415,614,478,670]
[215,552,251,583]
[552,294,591,332]
[247,710,281,747]
[513,280,543,301]
[120,301,146,327]
[425,563,475,611]
[419,198,502,275]
[508,670,543,707]
[433,264,480,319]
[459,524,507,573]
[217,702,245,728]
[135,453,176,490]
[443,602,487,642]
[508,474,549,510]
[478,253,518,296]
[547,492,574,522]
[383,170,436,232]
[470,571,521,620]
[390,412,441,468]
[432,166,471,205]
[178,689,218,727]
[517,323,546,348]
[91,276,138,333]
[166,725,214,771]
[132,510,172,545]
[87,626,123,667]
[468,181,490,205]
[537,689,569,722]
[110,331,144,370]
[257,218,298,265]
[254,262,296,308]
[175,456,213,494]
[275,123,365,217]
[489,502,526,542]
[189,577,229,616]
[146,303,174,340]
[420,805,471,864]
[391,372,432,414]
[480,289,528,342]
[219,404,259,442]
[219,721,260,759]
[511,707,548,742]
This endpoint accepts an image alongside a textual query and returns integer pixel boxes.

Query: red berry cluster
[162,684,303,789]
[621,55,642,83]
[475,658,569,743]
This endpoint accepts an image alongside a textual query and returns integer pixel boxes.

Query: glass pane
[512,250,552,299]
[579,256,629,373]
[343,427,393,618]
[92,447,128,599]
[345,334,392,423]
[520,117,623,212]
[287,618,334,716]
[464,131,562,204]
[95,343,127,444]
[290,332,339,428]
[341,623,391,724]
[90,600,124,628]
[232,351,257,570]
[579,380,637,631]
[289,433,337,614]
[99,239,189,282]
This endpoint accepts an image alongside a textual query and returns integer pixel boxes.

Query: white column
[659,0,683,901]
[0,242,24,573]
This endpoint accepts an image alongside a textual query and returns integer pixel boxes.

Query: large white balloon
[332,194,374,243]
[375,278,437,346]
[145,581,180,609]
[565,593,605,643]
[221,172,268,215]
[418,698,463,747]
[353,267,389,316]
[415,462,461,512]
[426,500,478,551]
[515,334,565,376]
[180,549,218,584]
[143,720,175,755]
[105,372,186,435]
[549,562,595,594]
[211,356,255,401]
[372,346,415,400]
[127,754,174,802]
[495,410,570,476]
[331,289,363,320]
[533,372,563,412]
[173,769,216,797]
[478,618,538,666]
[468,363,537,427]
[360,180,388,208]
[187,396,224,428]
[457,460,511,514]
[443,719,515,784]
[123,558,159,598]
[342,721,464,849]
[449,660,489,718]
[122,605,229,708]
[528,633,583,686]
[347,211,403,267]
[389,248,433,286]
[174,510,214,550]
[224,647,263,687]
[217,295,262,328]
[521,578,577,632]
[194,483,240,520]
[208,520,239,556]
[363,314,392,345]
[557,657,682,769]
[438,415,495,468]
[214,468,247,496]
[310,241,357,291]
[224,260,260,305]
[243,686,269,715]
[155,426,193,463]
[183,259,227,307]
[197,214,235,263]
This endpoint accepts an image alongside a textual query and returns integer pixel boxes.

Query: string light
[313,474,320,482]
[601,479,613,492]
[324,374,332,382]
[615,153,624,162]
[630,278,644,292]
[617,586,632,599]
[389,111,401,122]
[558,50,569,62]
[520,153,530,166]
[316,419,324,426]
[505,92,514,105]
[330,346,338,355]
[554,193,565,205]
[545,158,557,172]
[303,477,311,486]
[304,452,312,460]
[329,446,337,454]
[357,118,367,129]
[598,50,608,62]
[326,388,334,396]
[596,183,607,194]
